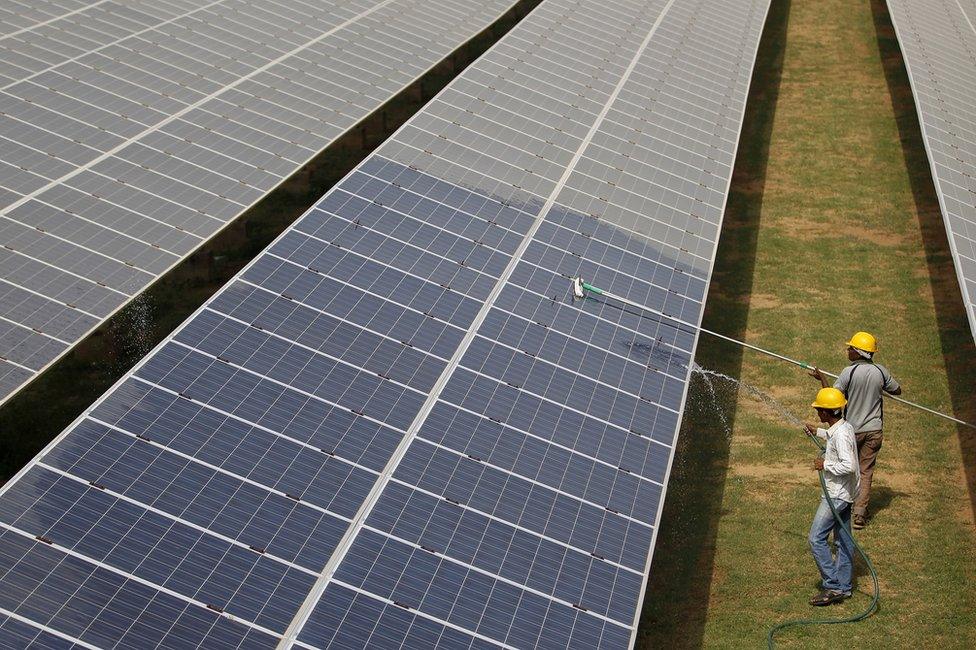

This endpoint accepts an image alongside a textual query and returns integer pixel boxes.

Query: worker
[808,331,901,529]
[804,387,860,606]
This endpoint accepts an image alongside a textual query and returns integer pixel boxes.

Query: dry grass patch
[732,461,807,484]
[742,292,783,308]
[775,215,911,247]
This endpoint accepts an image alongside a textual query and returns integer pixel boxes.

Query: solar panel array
[0,0,771,647]
[886,0,976,343]
[0,0,522,405]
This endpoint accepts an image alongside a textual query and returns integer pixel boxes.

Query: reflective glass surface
[0,0,519,404]
[886,0,976,342]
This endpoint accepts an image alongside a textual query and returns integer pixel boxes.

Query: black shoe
[809,590,846,606]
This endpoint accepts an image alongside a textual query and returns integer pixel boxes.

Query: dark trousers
[854,430,883,517]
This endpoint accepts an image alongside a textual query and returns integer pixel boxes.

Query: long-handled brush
[571,277,974,429]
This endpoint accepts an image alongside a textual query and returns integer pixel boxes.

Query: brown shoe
[852,514,866,530]
[809,590,846,606]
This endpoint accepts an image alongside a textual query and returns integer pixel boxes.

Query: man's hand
[804,424,818,437]
[807,367,828,387]
[813,457,824,471]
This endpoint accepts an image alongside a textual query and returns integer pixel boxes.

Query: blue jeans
[808,496,854,594]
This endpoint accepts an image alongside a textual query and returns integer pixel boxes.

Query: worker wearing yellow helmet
[808,331,901,529]
[803,387,860,606]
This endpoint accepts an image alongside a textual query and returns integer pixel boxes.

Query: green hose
[766,434,880,648]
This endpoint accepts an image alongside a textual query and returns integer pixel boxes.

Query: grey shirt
[833,359,900,433]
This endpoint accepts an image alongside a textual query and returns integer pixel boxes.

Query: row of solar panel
[0,0,520,403]
[885,0,976,343]
[292,0,768,645]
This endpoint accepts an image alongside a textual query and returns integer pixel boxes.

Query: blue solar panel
[287,0,771,644]
[0,0,771,647]
[0,613,94,650]
[0,154,537,645]
[297,582,501,649]
[0,525,280,648]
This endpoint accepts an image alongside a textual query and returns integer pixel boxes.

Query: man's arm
[881,365,902,395]
[804,424,828,440]
[832,367,850,394]
[808,367,830,388]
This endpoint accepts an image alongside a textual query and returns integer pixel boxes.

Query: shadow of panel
[635,0,792,647]
[870,0,976,520]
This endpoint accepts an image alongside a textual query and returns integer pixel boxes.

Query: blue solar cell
[40,417,349,573]
[297,582,501,649]
[211,280,464,364]
[0,467,316,634]
[420,399,664,522]
[136,342,425,433]
[364,480,645,622]
[330,528,630,647]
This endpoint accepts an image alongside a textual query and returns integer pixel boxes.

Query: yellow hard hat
[845,331,877,353]
[812,387,847,410]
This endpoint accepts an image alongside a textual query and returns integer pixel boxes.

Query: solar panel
[0,0,771,647]
[0,0,523,405]
[886,0,976,342]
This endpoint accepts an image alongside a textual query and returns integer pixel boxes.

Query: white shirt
[816,419,861,503]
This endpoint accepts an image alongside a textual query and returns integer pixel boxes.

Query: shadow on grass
[866,484,908,518]
[635,0,791,647]
[870,0,976,521]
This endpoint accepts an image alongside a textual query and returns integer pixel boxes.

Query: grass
[638,0,976,647]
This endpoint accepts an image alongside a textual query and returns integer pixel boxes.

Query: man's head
[845,331,877,361]
[812,387,847,424]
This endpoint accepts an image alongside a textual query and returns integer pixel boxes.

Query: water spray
[571,278,974,429]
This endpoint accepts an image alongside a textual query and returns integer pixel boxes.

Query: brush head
[571,277,585,300]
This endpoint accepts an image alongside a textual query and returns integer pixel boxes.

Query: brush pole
[575,280,976,430]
